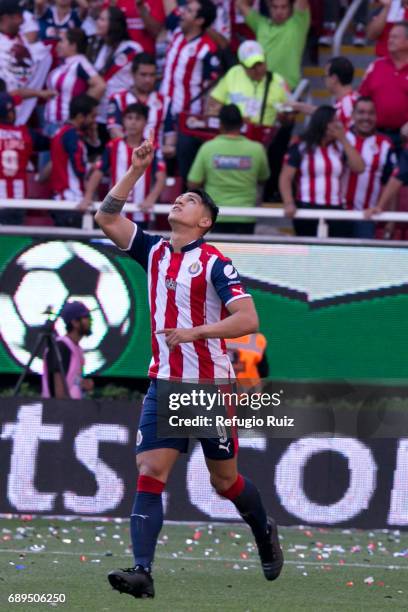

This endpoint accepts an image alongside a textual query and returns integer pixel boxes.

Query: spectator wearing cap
[367,0,408,57]
[0,0,54,121]
[360,21,408,149]
[187,104,270,234]
[209,39,289,200]
[208,40,289,127]
[42,300,94,400]
[236,0,310,91]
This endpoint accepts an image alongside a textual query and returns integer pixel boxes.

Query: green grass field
[0,518,407,612]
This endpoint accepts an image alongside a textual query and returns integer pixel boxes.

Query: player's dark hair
[354,95,375,109]
[123,102,149,120]
[219,104,243,131]
[393,21,408,37]
[327,56,355,85]
[196,0,217,31]
[69,94,98,119]
[65,28,87,55]
[301,105,336,149]
[105,6,130,47]
[132,52,156,73]
[189,188,219,231]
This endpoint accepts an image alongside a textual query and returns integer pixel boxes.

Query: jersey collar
[167,238,205,253]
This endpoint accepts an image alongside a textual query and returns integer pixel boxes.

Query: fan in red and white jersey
[107,52,174,151]
[0,92,32,225]
[325,56,359,130]
[94,7,143,122]
[212,0,258,51]
[343,96,396,238]
[280,105,365,237]
[293,56,358,130]
[115,0,165,54]
[50,94,99,227]
[160,0,220,117]
[90,103,166,228]
[44,28,106,131]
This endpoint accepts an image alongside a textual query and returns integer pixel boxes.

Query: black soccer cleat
[256,518,284,581]
[108,565,155,598]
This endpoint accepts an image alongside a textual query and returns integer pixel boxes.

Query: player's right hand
[131,130,155,172]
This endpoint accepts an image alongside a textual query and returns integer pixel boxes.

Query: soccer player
[95,132,284,599]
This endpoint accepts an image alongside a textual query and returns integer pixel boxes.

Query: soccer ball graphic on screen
[0,241,133,375]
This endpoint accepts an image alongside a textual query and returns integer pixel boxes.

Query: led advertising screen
[0,235,408,381]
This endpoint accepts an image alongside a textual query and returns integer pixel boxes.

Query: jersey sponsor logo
[224,264,238,280]
[213,155,252,170]
[188,261,203,277]
[165,277,177,291]
[231,286,246,296]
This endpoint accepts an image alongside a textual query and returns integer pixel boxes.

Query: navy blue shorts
[136,380,237,460]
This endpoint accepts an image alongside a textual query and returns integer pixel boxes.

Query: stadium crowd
[0,0,407,237]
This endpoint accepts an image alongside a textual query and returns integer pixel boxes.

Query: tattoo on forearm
[100,194,126,214]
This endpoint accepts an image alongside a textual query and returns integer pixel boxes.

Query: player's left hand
[156,328,200,351]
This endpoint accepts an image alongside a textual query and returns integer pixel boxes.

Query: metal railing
[332,0,366,56]
[1,199,407,239]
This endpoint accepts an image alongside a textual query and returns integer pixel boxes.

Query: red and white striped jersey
[51,123,87,201]
[124,225,251,381]
[160,29,219,115]
[45,54,97,124]
[0,123,32,199]
[213,0,258,44]
[94,39,143,120]
[343,131,396,210]
[99,137,166,223]
[335,91,359,130]
[107,89,171,143]
[285,141,346,206]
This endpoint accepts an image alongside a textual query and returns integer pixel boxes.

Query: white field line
[0,548,407,571]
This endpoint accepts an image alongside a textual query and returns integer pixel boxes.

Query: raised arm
[235,0,252,18]
[367,0,392,42]
[94,131,155,249]
[294,0,310,11]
